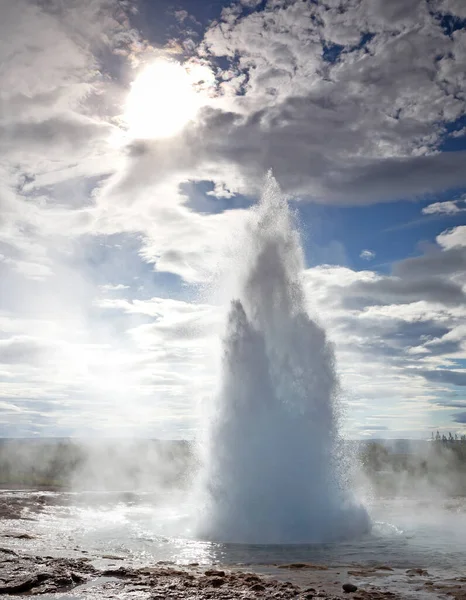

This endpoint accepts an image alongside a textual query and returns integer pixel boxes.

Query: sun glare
[124,59,209,140]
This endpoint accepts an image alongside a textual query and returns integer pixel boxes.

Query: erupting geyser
[196,173,370,544]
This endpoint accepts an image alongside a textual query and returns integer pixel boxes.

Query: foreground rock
[0,548,412,599]
[0,549,94,595]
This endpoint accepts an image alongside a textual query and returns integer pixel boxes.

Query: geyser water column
[195,173,370,544]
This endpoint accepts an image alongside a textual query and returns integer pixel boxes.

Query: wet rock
[71,572,86,584]
[1,532,35,539]
[342,583,358,593]
[205,569,226,577]
[101,566,136,578]
[210,577,226,587]
[434,582,466,599]
[54,570,76,587]
[406,568,429,577]
[246,575,263,584]
[0,547,18,556]
[278,563,328,570]
[0,572,50,594]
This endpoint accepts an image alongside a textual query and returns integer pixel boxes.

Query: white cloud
[0,0,466,437]
[187,0,466,201]
[451,126,466,137]
[0,294,222,436]
[433,0,466,18]
[2,0,466,288]
[2,227,466,437]
[99,283,130,292]
[437,225,466,249]
[300,226,466,436]
[423,196,466,215]
[360,249,376,260]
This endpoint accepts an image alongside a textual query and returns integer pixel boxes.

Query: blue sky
[0,0,465,439]
[297,192,466,270]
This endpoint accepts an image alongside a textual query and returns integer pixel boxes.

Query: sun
[124,59,208,140]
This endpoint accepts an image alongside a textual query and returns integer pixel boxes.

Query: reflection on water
[1,491,465,575]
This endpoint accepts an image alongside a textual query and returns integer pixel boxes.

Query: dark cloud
[101,0,466,205]
[188,0,466,202]
[205,114,466,201]
[0,337,49,365]
[434,399,466,409]
[1,0,466,437]
[0,118,111,155]
[393,246,466,279]
[422,339,462,356]
[344,276,466,307]
[453,411,466,423]
[421,369,466,386]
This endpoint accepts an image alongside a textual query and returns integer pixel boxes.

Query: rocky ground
[2,549,466,599]
[0,493,54,521]
[0,548,393,599]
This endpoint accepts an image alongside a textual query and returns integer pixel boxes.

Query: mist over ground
[0,438,195,492]
[1,437,465,498]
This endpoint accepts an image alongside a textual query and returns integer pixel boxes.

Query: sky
[0,0,465,440]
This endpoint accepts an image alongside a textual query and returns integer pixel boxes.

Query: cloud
[437,225,466,249]
[420,369,466,386]
[345,275,465,307]
[99,283,130,292]
[3,0,466,291]
[434,0,466,19]
[393,248,466,281]
[0,294,222,436]
[451,127,466,137]
[1,0,466,437]
[97,296,223,343]
[185,0,466,201]
[49,0,466,241]
[0,0,134,285]
[453,412,466,424]
[422,196,466,215]
[0,336,52,365]
[299,221,466,435]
